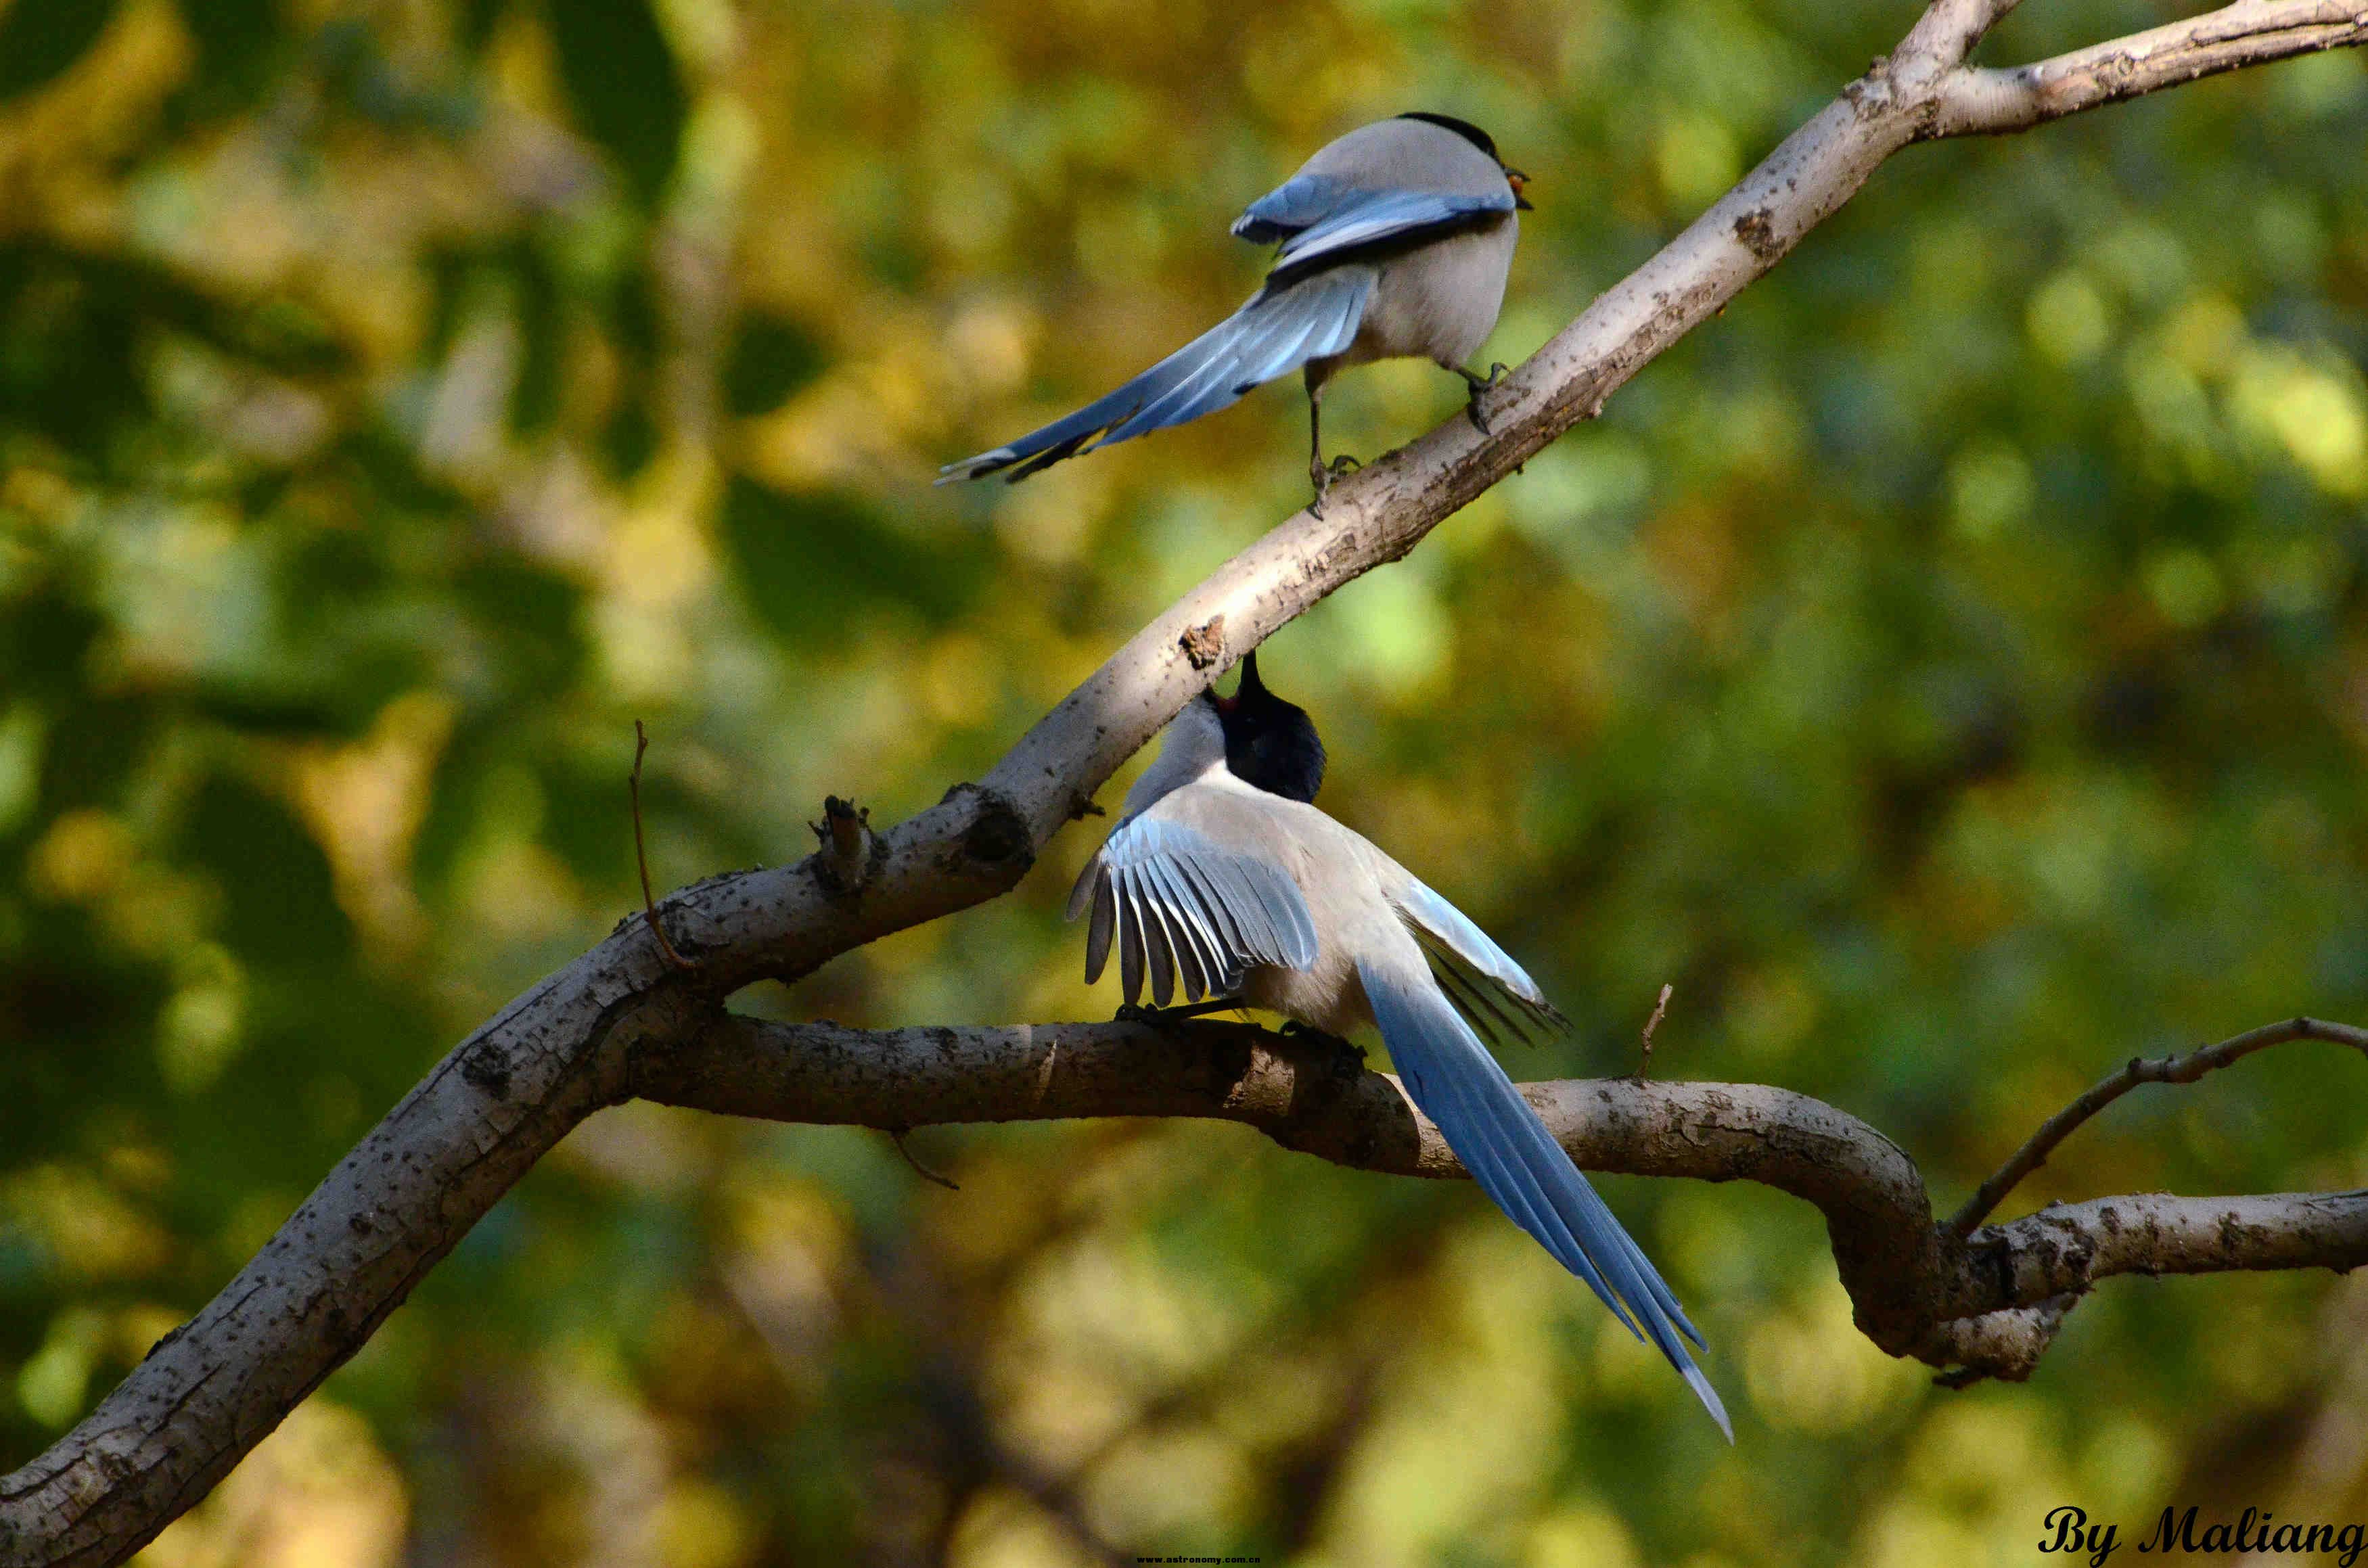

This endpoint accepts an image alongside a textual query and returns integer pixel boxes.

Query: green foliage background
[1,0,2365,1563]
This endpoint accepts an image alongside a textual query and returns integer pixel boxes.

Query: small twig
[1949,1017,2368,1235]
[1635,983,1674,1081]
[885,1128,960,1191]
[811,795,875,896]
[631,721,695,972]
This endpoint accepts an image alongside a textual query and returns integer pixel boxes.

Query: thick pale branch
[635,1017,2368,1373]
[639,1017,1957,1350]
[5,0,2357,1558]
[1932,0,2368,137]
[1979,1189,2368,1299]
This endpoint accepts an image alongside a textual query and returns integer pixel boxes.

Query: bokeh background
[3,0,2367,1563]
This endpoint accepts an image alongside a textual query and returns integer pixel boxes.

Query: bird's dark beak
[1507,168,1534,210]
[1210,649,1260,714]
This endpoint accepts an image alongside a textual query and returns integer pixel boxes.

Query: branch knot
[1179,614,1226,671]
[811,796,878,896]
[949,785,1032,871]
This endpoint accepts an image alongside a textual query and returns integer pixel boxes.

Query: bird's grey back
[1149,778,1405,933]
[1295,118,1509,198]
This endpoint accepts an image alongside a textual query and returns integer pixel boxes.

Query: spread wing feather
[1068,817,1318,1005]
[1389,876,1568,1048]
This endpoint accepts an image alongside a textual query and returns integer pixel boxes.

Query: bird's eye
[1505,169,1528,193]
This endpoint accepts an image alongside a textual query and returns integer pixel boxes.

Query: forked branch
[1949,1017,2368,1235]
[1932,0,2368,137]
[631,1014,2368,1381]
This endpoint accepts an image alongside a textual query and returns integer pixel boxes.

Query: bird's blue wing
[1266,187,1517,282]
[1359,956,1732,1439]
[1390,877,1568,1049]
[1231,173,1354,244]
[1068,816,1319,1007]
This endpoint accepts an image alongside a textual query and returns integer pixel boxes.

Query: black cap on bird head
[1207,652,1327,804]
[1396,111,1532,210]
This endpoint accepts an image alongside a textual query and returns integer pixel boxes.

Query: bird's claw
[1462,363,1511,434]
[1308,453,1361,517]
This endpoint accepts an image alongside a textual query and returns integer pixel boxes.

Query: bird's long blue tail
[938,271,1371,484]
[1359,957,1733,1440]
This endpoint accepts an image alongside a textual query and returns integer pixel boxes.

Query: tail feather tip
[1683,1361,1734,1444]
[936,449,1016,484]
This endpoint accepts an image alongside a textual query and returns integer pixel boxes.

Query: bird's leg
[1455,361,1512,434]
[1307,382,1329,515]
[1117,999,1241,1027]
[1306,371,1361,517]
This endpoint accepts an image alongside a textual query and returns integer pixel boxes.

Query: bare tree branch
[1951,1018,2368,1235]
[5,0,2363,1561]
[633,1017,2368,1377]
[1932,0,2368,137]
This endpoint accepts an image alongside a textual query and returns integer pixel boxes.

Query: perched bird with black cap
[942,114,1532,512]
[1067,654,1732,1437]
